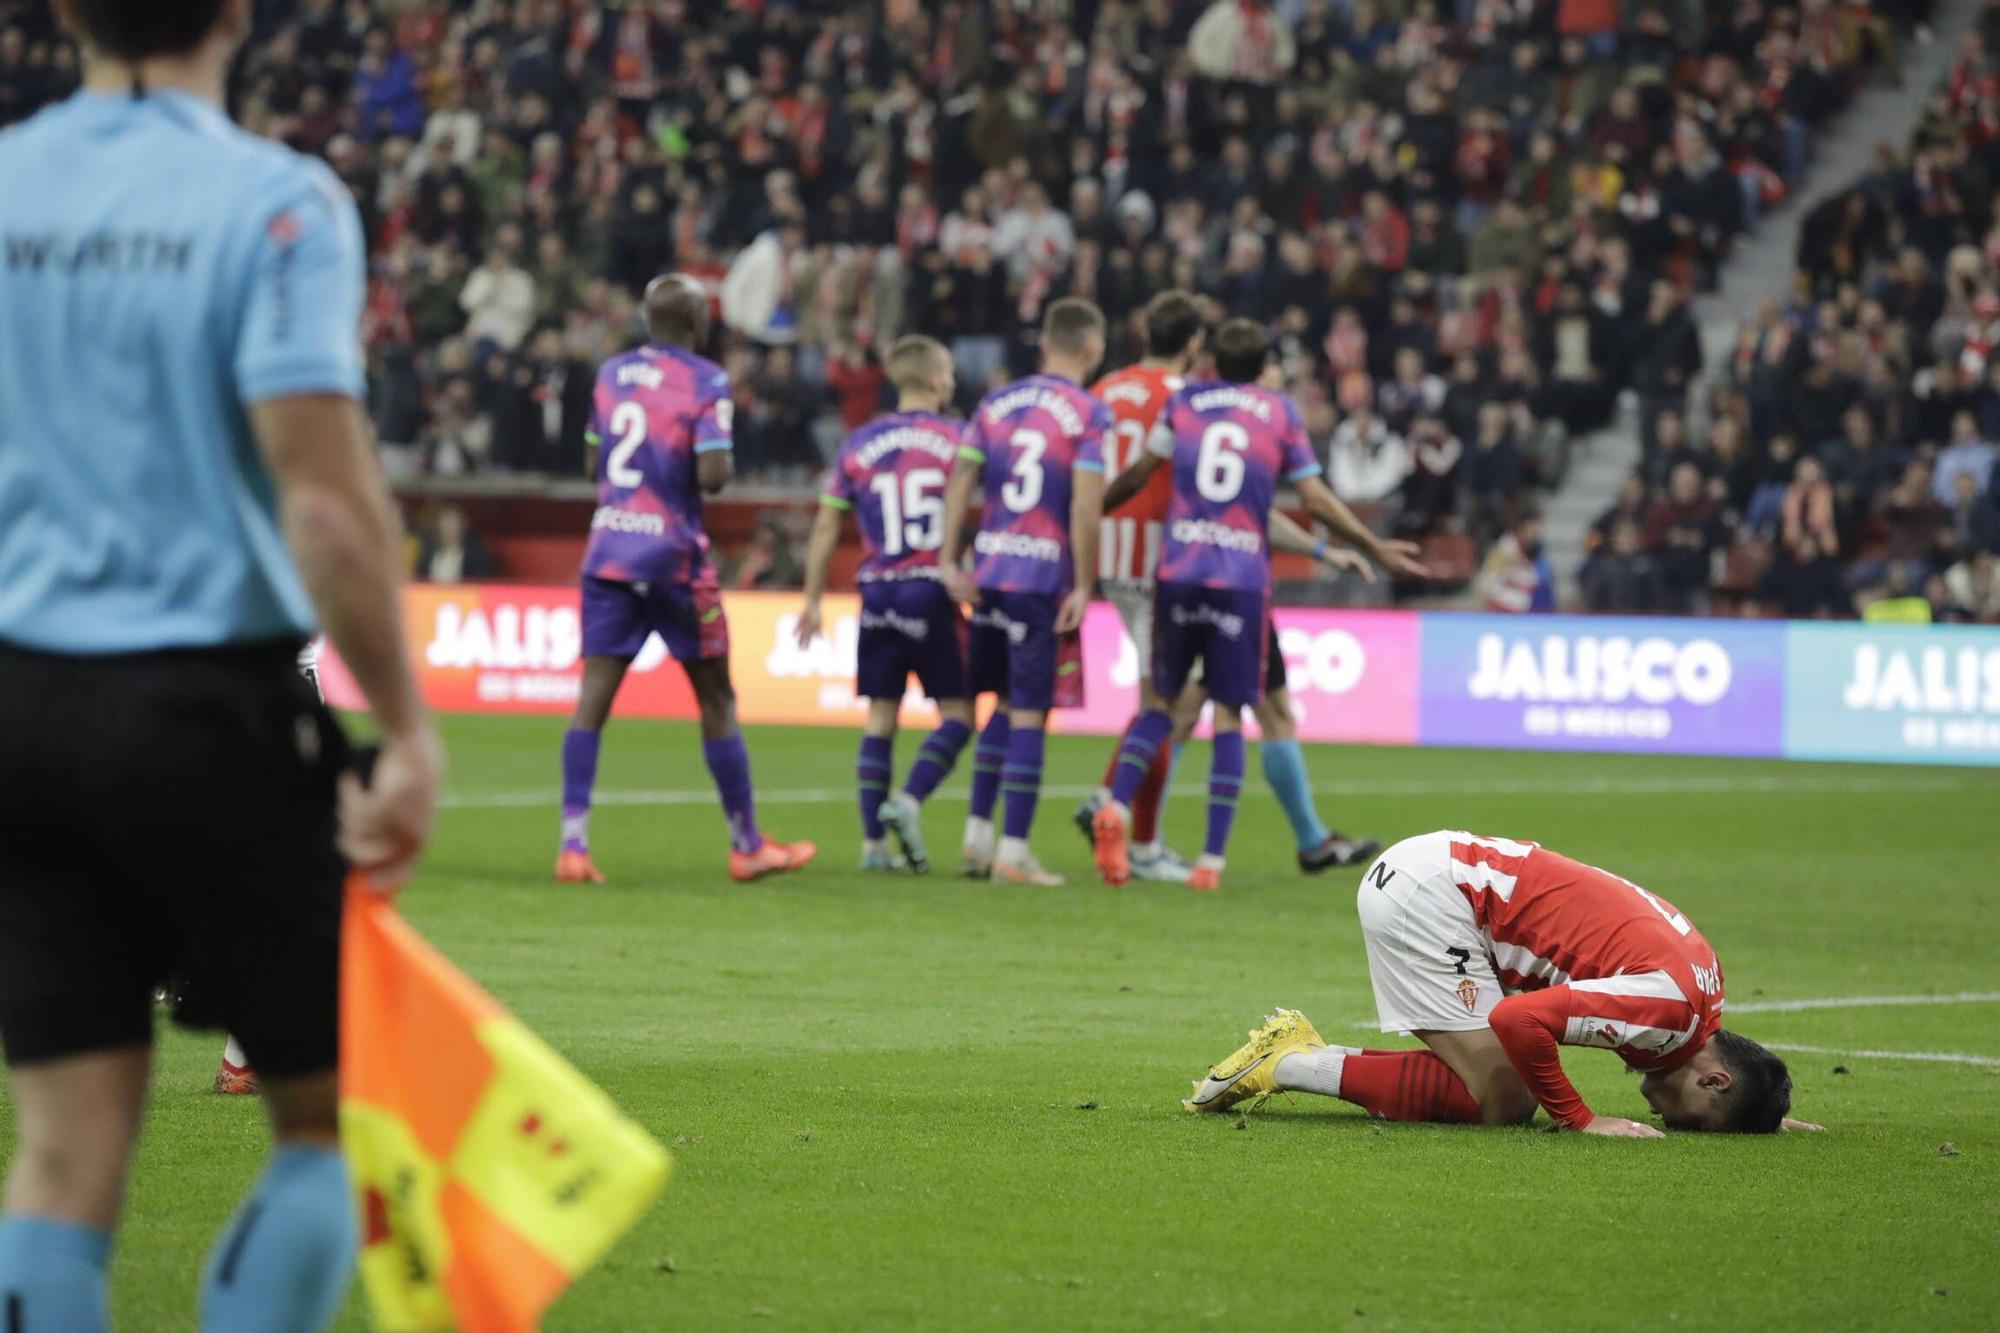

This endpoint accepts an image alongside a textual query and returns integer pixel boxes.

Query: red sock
[1336,1050,1484,1124]
[1131,744,1169,844]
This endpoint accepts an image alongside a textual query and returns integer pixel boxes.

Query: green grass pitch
[5,714,1998,1329]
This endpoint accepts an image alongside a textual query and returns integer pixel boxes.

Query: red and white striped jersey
[1446,832,1726,1129]
[1091,363,1181,584]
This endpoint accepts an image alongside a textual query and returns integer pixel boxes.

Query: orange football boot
[730,839,818,882]
[555,849,607,884]
[1187,865,1223,892]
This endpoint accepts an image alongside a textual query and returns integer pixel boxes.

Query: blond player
[1187,830,1821,1134]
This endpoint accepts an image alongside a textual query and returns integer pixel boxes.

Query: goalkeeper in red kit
[1186,831,1821,1135]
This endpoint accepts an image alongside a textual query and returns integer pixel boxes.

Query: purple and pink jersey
[1148,382,1322,593]
[822,411,961,582]
[581,343,733,586]
[960,374,1110,595]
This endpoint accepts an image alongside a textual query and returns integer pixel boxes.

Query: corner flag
[339,877,671,1331]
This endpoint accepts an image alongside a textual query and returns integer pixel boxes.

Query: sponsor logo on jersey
[1170,517,1261,554]
[1167,601,1245,639]
[974,530,1062,562]
[591,505,667,536]
[859,608,932,641]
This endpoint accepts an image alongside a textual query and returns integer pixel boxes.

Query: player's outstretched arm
[1295,476,1433,582]
[1100,450,1164,513]
[1062,466,1106,633]
[1269,509,1374,581]
[939,455,982,603]
[1488,988,1664,1138]
[252,395,441,890]
[796,501,844,647]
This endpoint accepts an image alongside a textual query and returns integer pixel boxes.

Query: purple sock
[1000,725,1045,841]
[968,712,1010,822]
[1110,710,1174,808]
[1205,731,1246,859]
[702,733,762,854]
[903,717,971,803]
[857,734,893,840]
[561,729,600,852]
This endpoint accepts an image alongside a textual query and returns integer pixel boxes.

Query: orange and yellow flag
[340,878,671,1331]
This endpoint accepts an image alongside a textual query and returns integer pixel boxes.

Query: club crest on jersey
[1455,977,1480,1013]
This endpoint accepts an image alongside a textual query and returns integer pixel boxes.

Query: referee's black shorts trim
[0,637,347,1076]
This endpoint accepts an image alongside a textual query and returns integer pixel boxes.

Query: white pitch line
[441,772,1971,811]
[1729,992,2000,1015]
[1764,1043,2000,1068]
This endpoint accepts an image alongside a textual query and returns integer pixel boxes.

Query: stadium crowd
[1578,0,2000,624]
[0,0,1916,596]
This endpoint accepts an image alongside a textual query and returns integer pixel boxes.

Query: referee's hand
[339,723,445,892]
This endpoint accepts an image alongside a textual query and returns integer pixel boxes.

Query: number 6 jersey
[960,373,1111,596]
[582,342,733,586]
[822,411,963,581]
[1149,381,1322,592]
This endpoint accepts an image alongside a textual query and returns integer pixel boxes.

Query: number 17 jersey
[822,411,962,581]
[960,373,1110,595]
[582,342,733,586]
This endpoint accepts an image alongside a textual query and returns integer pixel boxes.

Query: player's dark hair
[1211,318,1270,384]
[1709,1029,1791,1134]
[1042,298,1106,356]
[1143,291,1204,360]
[68,0,227,59]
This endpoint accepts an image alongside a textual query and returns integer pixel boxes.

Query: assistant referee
[0,3,442,1330]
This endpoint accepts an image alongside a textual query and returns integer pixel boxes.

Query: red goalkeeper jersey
[1446,833,1726,1129]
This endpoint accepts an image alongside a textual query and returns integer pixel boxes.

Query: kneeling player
[798,337,974,872]
[556,276,814,883]
[1186,830,1820,1134]
[1093,322,1428,891]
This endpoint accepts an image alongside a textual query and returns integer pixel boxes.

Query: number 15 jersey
[582,342,733,586]
[822,411,962,582]
[1149,381,1322,593]
[960,373,1110,596]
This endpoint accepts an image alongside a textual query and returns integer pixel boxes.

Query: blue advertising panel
[1783,622,2000,766]
[1418,614,1788,757]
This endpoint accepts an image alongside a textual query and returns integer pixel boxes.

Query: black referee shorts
[1265,617,1288,694]
[0,638,347,1076]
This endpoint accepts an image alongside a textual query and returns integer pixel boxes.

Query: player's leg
[1095,585,1192,884]
[880,590,975,874]
[992,593,1067,886]
[856,698,902,870]
[1186,590,1261,892]
[1255,621,1380,873]
[558,576,645,882]
[672,582,815,880]
[962,604,1013,877]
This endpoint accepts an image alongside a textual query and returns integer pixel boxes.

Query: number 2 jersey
[1148,382,1322,593]
[960,373,1111,596]
[1091,364,1180,585]
[822,411,961,581]
[581,342,732,586]
[1448,832,1726,1129]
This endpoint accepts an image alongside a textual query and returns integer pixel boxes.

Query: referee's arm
[239,178,441,888]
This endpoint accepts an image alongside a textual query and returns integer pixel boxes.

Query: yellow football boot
[1184,1008,1325,1113]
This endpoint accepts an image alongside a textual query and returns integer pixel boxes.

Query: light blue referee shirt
[0,89,365,654]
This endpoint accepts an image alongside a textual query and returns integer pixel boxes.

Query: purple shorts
[856,580,969,702]
[580,574,729,663]
[1153,583,1268,709]
[968,589,1084,712]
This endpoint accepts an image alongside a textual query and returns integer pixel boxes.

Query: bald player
[556,275,815,884]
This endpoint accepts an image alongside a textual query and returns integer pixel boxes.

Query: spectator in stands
[459,223,535,354]
[1781,455,1840,561]
[1867,458,1952,589]
[1647,462,1726,614]
[1581,517,1668,615]
[415,504,493,585]
[1478,507,1555,614]
[1630,279,1704,445]
[1760,533,1850,620]
[730,513,806,591]
[1537,282,1615,435]
[1327,392,1410,509]
[1466,401,1526,545]
[1935,409,1998,504]
[1944,547,2000,620]
[1948,469,2000,556]
[1397,415,1464,539]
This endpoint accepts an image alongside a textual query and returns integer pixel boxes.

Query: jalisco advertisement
[321,585,2000,767]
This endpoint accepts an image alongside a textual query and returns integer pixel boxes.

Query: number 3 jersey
[582,343,733,586]
[822,411,962,581]
[1149,382,1322,592]
[960,373,1111,596]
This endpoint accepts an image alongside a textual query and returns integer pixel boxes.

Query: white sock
[1196,852,1225,872]
[996,835,1030,864]
[1274,1046,1353,1098]
[1093,785,1112,804]
[223,1035,248,1068]
[1134,839,1163,860]
[964,817,994,853]
[863,838,887,856]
